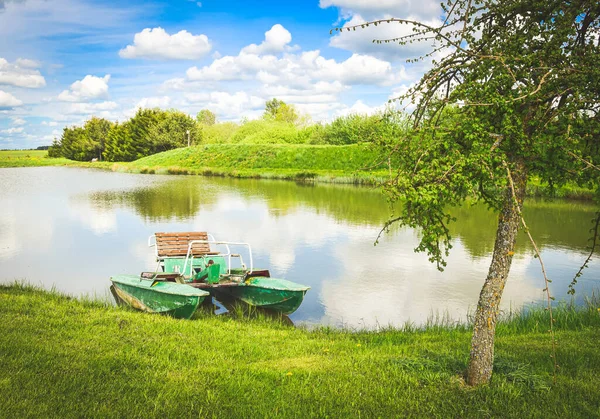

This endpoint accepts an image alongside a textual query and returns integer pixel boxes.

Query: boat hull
[110,274,209,319]
[209,277,309,315]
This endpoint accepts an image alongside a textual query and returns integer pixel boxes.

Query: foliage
[84,117,112,161]
[228,120,304,144]
[147,109,200,152]
[264,98,299,124]
[201,122,240,144]
[49,117,114,162]
[320,112,406,145]
[356,0,600,385]
[196,109,216,126]
[51,108,204,162]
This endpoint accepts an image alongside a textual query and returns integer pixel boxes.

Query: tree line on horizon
[48,99,404,162]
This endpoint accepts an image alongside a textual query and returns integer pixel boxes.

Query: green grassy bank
[1,284,599,418]
[113,143,389,184]
[1,148,596,198]
[0,150,112,170]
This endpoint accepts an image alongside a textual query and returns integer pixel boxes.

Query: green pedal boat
[110,273,209,319]
[148,232,310,315]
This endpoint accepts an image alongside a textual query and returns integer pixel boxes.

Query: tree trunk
[466,158,527,386]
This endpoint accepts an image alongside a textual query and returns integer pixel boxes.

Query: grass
[112,143,391,184]
[1,283,599,418]
[0,150,112,169]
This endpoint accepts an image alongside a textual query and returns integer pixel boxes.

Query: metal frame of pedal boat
[182,239,254,279]
[148,233,255,279]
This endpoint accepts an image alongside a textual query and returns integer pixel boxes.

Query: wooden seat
[155,232,219,258]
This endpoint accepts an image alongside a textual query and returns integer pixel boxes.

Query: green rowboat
[110,273,209,319]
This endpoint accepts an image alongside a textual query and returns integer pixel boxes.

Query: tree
[84,117,113,161]
[347,0,600,385]
[196,109,216,126]
[147,110,200,152]
[264,98,299,124]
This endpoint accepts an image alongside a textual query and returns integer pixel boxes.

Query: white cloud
[41,121,59,127]
[123,96,172,118]
[241,24,293,55]
[0,90,23,108]
[0,57,46,88]
[184,91,264,119]
[320,0,441,20]
[11,116,26,125]
[135,96,171,109]
[66,101,118,115]
[159,23,409,122]
[333,99,385,118]
[15,58,41,68]
[1,127,24,134]
[329,14,443,61]
[58,74,110,102]
[183,49,398,86]
[119,27,212,60]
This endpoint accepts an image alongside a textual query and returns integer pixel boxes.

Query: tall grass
[1,283,599,418]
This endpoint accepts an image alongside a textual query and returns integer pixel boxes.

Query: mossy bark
[466,158,527,386]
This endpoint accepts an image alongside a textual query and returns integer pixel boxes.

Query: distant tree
[196,109,216,126]
[84,117,113,161]
[148,110,200,152]
[128,108,165,160]
[47,138,62,157]
[345,0,600,386]
[264,98,299,124]
[104,122,133,162]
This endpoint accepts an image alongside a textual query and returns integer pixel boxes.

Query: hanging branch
[568,211,600,295]
[503,160,558,383]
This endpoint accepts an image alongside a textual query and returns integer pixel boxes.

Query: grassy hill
[115,143,390,182]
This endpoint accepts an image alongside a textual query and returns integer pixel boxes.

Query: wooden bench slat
[155,231,215,257]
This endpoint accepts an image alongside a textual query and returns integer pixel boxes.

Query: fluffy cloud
[119,27,212,60]
[0,90,22,108]
[184,49,399,86]
[1,127,24,134]
[123,96,172,118]
[58,74,110,102]
[329,14,443,61]
[184,91,264,119]
[15,58,40,68]
[66,101,118,115]
[135,96,171,109]
[11,116,26,125]
[241,24,293,55]
[320,0,441,20]
[0,57,46,88]
[333,100,386,117]
[160,23,408,121]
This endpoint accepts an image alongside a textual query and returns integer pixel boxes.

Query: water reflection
[0,167,598,328]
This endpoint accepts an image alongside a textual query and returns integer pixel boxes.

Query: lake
[0,167,598,328]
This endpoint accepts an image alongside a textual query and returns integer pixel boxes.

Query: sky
[0,0,444,149]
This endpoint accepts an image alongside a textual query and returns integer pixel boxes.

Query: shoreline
[0,149,597,199]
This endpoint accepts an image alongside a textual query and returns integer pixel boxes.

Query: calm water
[1,167,598,328]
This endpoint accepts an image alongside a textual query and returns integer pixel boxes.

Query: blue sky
[0,0,443,149]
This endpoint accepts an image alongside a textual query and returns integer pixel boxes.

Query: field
[0,150,112,169]
[1,284,599,418]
